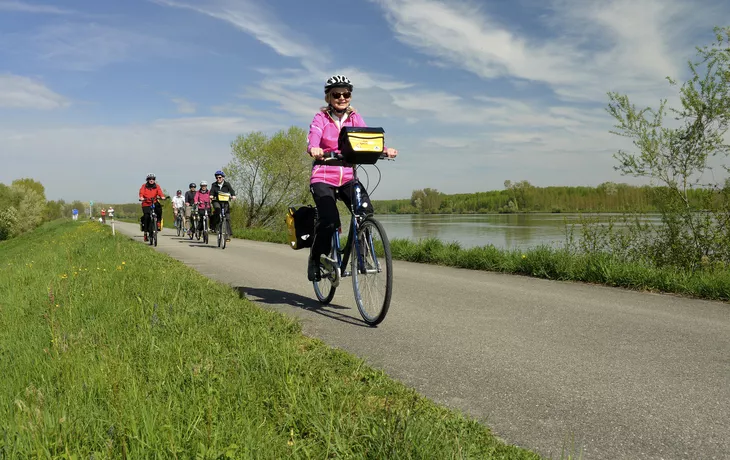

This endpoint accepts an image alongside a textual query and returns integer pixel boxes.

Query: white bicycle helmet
[200,180,208,186]
[146,173,156,180]
[324,74,353,93]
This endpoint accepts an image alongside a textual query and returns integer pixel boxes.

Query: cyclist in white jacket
[172,190,185,231]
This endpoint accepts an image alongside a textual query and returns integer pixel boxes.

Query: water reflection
[378,213,659,250]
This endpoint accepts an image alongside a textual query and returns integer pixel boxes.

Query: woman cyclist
[210,170,236,242]
[306,74,398,281]
[138,173,166,242]
[194,180,212,234]
[184,182,197,236]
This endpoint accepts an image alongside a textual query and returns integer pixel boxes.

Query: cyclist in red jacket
[139,173,166,241]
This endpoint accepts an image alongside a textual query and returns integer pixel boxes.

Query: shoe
[307,255,321,281]
[226,238,231,242]
[143,233,148,242]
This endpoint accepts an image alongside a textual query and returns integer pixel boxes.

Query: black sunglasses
[331,91,351,100]
[215,175,223,179]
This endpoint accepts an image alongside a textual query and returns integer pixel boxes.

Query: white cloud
[151,116,281,134]
[372,0,724,103]
[150,0,328,71]
[171,97,196,114]
[0,73,69,109]
[0,0,74,14]
[18,22,188,71]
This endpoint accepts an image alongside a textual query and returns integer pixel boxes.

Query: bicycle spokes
[351,218,392,326]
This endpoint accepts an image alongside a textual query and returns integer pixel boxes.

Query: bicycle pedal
[320,255,337,265]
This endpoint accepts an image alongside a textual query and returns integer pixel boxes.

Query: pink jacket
[307,110,367,187]
[194,190,211,209]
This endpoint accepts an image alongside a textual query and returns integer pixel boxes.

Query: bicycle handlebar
[321,151,394,162]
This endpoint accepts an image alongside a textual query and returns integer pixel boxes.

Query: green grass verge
[0,221,540,458]
[232,227,730,302]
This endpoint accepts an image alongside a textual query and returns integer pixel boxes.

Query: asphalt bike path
[115,221,729,459]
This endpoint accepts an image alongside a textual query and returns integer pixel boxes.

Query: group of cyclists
[138,170,236,242]
[138,74,398,280]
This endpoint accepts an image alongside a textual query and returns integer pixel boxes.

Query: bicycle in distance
[291,127,394,326]
[191,202,211,245]
[175,209,184,237]
[216,193,232,249]
[141,200,165,247]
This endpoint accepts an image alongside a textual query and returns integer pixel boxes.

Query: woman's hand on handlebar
[309,147,324,160]
[385,148,398,158]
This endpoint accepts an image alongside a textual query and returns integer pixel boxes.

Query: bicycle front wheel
[222,219,228,249]
[352,217,393,326]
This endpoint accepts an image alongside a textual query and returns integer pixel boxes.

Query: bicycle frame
[149,203,158,232]
[218,202,230,231]
[323,165,381,280]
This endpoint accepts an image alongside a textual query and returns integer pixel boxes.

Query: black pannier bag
[286,205,315,250]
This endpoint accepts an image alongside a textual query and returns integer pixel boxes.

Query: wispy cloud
[150,0,328,71]
[0,73,70,109]
[371,0,724,103]
[0,0,75,15]
[151,116,283,134]
[14,22,190,71]
[171,97,196,114]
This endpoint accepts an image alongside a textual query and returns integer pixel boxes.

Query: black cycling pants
[310,180,373,262]
[141,204,162,232]
[195,209,209,232]
[211,202,231,234]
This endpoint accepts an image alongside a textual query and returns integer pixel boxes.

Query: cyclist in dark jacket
[184,183,197,236]
[210,170,236,239]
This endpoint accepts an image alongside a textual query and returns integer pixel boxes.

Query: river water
[376,213,661,250]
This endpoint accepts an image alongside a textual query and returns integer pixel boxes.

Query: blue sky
[0,0,728,202]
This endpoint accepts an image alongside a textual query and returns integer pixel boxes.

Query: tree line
[371,181,716,214]
[0,178,78,240]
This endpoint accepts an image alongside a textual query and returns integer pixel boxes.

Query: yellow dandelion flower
[122,261,126,265]
[521,254,527,259]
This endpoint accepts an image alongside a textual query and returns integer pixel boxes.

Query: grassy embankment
[231,227,730,302]
[0,220,540,458]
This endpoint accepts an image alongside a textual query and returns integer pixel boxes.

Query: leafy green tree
[11,178,46,202]
[226,127,311,229]
[44,199,66,221]
[606,26,730,269]
[13,186,46,234]
[0,207,18,240]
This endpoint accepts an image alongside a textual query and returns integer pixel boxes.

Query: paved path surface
[116,222,730,459]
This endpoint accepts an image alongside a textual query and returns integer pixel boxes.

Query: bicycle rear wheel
[351,217,392,326]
